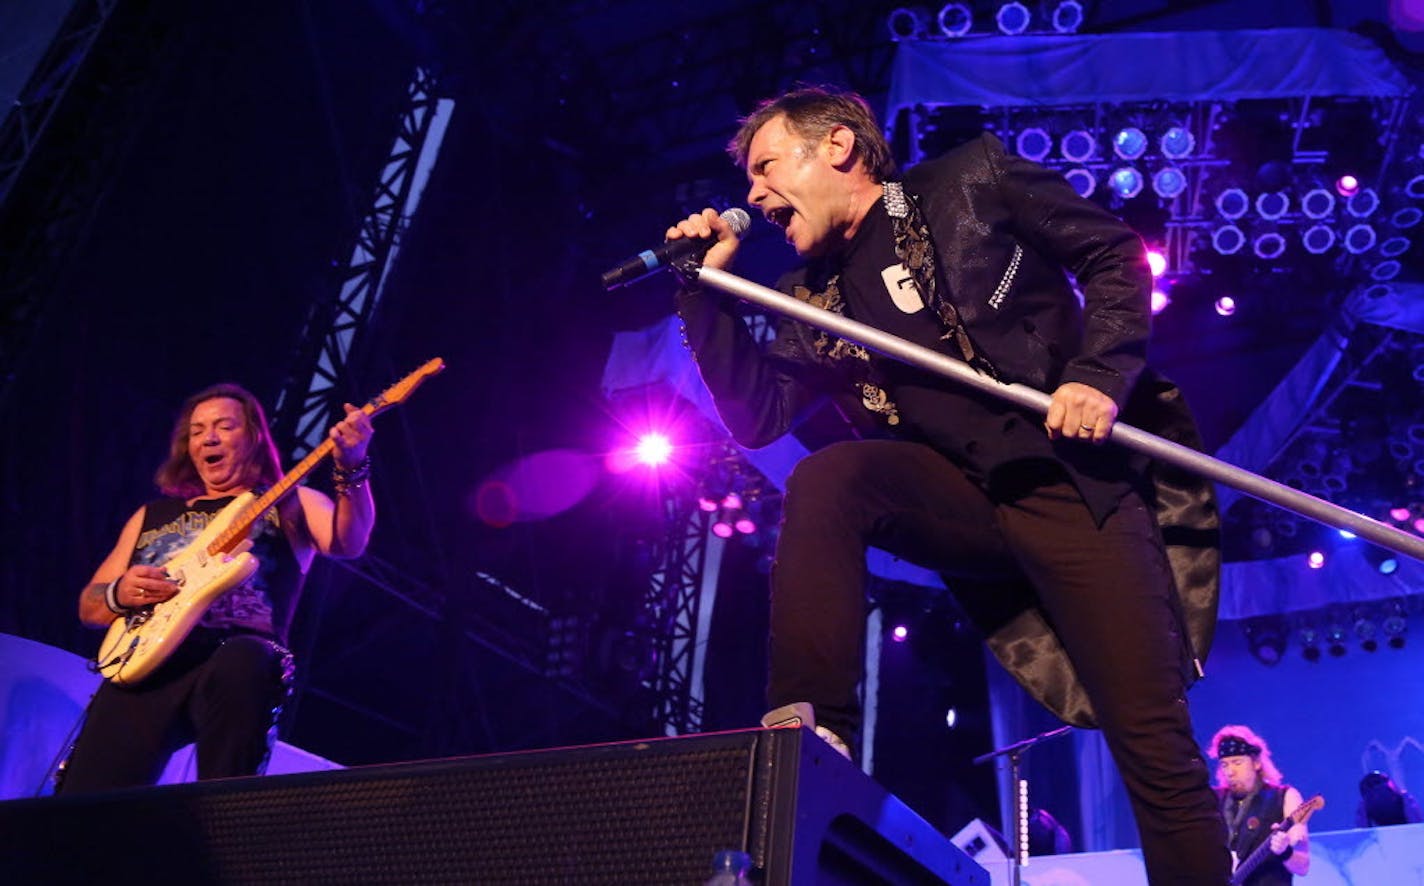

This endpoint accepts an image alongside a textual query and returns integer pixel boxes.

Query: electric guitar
[1229,793,1323,885]
[95,358,445,684]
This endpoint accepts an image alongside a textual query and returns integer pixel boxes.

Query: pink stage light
[1150,289,1171,315]
[1390,506,1412,522]
[633,432,673,466]
[734,516,757,535]
[1215,296,1236,317]
[891,624,910,642]
[697,496,719,512]
[721,492,743,510]
[1336,174,1360,197]
[711,519,735,539]
[1308,551,1326,569]
[1415,517,1424,534]
[1146,250,1167,277]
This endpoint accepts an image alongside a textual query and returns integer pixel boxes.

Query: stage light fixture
[1108,166,1144,199]
[1212,225,1246,255]
[1363,545,1400,575]
[1112,127,1148,160]
[1015,127,1052,162]
[995,1,1031,34]
[1050,0,1083,33]
[633,432,673,467]
[1298,624,1321,662]
[1379,236,1411,258]
[1405,174,1424,199]
[1215,188,1250,219]
[1150,288,1170,314]
[1243,616,1286,666]
[887,6,929,40]
[1391,506,1413,522]
[1215,296,1237,316]
[1325,617,1348,656]
[937,2,973,36]
[1300,188,1336,219]
[1391,206,1422,228]
[1253,232,1287,260]
[1344,224,1378,254]
[1336,174,1361,197]
[1301,224,1336,255]
[1060,130,1095,163]
[1159,125,1195,159]
[1347,187,1381,218]
[1355,611,1379,652]
[892,624,910,642]
[1308,550,1326,569]
[1146,250,1167,277]
[1371,260,1402,281]
[1382,602,1407,649]
[1255,191,1290,220]
[1063,167,1095,198]
[1152,166,1187,199]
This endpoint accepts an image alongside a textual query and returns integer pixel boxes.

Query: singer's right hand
[665,207,740,272]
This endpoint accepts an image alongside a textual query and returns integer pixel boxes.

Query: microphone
[601,207,751,290]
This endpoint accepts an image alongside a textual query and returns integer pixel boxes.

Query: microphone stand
[692,266,1424,564]
[973,725,1074,886]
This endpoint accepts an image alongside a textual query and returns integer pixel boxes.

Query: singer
[664,87,1229,884]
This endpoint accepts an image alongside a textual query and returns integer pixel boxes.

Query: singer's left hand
[1044,382,1117,444]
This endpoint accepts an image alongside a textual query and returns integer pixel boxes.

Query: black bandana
[1216,735,1261,758]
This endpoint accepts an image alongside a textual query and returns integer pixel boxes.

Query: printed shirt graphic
[131,497,301,639]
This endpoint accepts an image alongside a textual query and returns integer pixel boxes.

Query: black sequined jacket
[674,133,1220,728]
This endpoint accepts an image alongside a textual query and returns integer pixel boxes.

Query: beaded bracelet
[332,456,372,496]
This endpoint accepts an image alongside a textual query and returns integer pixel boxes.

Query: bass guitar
[95,358,444,684]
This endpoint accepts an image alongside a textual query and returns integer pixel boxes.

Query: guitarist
[57,383,374,794]
[1209,726,1310,884]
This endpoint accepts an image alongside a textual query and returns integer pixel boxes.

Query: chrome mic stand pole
[973,725,1075,886]
[694,266,1424,564]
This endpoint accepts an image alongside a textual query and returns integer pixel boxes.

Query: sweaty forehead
[191,397,244,425]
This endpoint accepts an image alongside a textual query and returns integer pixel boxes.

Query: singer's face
[744,115,846,257]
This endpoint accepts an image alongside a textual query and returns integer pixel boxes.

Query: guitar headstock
[1292,795,1325,825]
[366,358,446,416]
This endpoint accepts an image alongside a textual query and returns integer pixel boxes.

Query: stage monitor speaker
[0,727,986,885]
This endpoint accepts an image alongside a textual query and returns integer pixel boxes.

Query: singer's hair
[729,86,896,183]
[155,383,284,498]
[1208,724,1285,789]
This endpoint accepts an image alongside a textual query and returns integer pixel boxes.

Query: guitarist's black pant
[57,630,292,794]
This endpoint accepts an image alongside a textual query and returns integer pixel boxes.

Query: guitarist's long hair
[1209,724,1285,789]
[155,383,284,499]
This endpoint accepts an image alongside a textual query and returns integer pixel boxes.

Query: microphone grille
[721,207,752,236]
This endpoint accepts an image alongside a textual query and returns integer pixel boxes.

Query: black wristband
[103,579,132,616]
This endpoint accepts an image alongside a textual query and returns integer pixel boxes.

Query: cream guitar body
[95,493,261,685]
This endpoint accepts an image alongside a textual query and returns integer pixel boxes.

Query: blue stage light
[1015,127,1052,162]
[1152,166,1187,199]
[995,1,1031,35]
[1301,225,1336,255]
[1300,188,1335,219]
[1159,126,1195,159]
[1063,167,1095,198]
[1216,188,1249,219]
[1344,224,1378,254]
[1255,191,1290,220]
[1060,129,1095,163]
[1112,127,1148,160]
[1050,0,1083,33]
[1253,232,1287,260]
[1347,188,1381,218]
[937,3,973,37]
[1108,167,1143,199]
[1212,225,1246,255]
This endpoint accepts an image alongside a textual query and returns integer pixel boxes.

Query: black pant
[769,440,1229,885]
[58,632,293,794]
